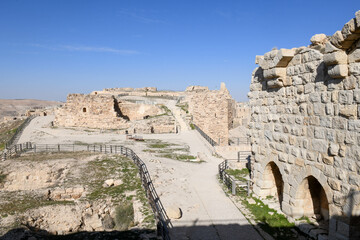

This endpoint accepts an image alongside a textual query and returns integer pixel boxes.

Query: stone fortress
[50,12,360,240]
[54,83,245,145]
[249,11,360,239]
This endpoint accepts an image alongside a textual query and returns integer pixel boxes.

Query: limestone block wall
[187,84,234,146]
[233,102,251,127]
[249,11,360,240]
[54,94,129,129]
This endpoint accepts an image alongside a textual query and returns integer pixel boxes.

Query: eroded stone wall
[249,11,360,240]
[187,83,234,146]
[54,94,129,129]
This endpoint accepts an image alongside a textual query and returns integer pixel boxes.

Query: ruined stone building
[249,11,360,239]
[187,83,235,146]
[233,102,251,127]
[54,94,176,134]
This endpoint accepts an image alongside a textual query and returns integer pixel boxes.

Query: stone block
[310,33,327,45]
[328,64,348,78]
[269,48,295,68]
[349,62,360,75]
[311,139,328,153]
[328,143,339,156]
[325,42,339,53]
[348,120,360,132]
[323,51,348,65]
[343,76,357,90]
[263,67,286,79]
[322,154,334,165]
[313,103,325,116]
[339,105,357,119]
[267,78,284,89]
[354,90,360,103]
[348,49,360,63]
[330,30,345,48]
[338,91,353,104]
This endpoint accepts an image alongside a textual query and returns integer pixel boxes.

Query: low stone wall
[249,11,360,240]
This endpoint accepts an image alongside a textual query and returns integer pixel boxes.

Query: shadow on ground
[0,222,310,240]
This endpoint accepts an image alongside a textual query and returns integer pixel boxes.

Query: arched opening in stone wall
[294,176,329,227]
[262,162,284,207]
[82,107,87,113]
[150,127,154,133]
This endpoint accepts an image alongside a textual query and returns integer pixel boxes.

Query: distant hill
[0,99,62,120]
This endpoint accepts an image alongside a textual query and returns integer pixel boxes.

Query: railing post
[58,144,60,152]
[237,151,240,162]
[247,180,250,196]
[232,179,236,195]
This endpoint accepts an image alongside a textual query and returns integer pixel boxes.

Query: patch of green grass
[78,155,155,228]
[0,119,25,150]
[114,201,134,231]
[218,176,297,240]
[190,123,195,130]
[15,151,99,161]
[148,143,171,148]
[176,103,189,113]
[225,168,249,182]
[159,153,197,162]
[237,192,296,239]
[297,216,312,224]
[0,192,74,215]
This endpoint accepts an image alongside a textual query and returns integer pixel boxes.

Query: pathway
[18,116,263,240]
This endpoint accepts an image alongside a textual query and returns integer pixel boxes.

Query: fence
[5,115,35,149]
[3,143,172,240]
[218,156,252,196]
[229,137,251,145]
[193,123,218,146]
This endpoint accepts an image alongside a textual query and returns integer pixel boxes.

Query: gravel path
[18,116,263,240]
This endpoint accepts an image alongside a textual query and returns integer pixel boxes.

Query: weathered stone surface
[327,64,348,78]
[310,34,327,45]
[250,12,360,240]
[324,51,348,65]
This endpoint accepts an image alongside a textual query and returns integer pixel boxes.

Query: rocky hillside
[0,99,62,120]
[0,152,156,240]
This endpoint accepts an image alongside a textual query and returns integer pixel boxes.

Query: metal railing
[5,115,36,149]
[193,123,218,146]
[229,137,251,145]
[218,155,252,196]
[3,143,172,240]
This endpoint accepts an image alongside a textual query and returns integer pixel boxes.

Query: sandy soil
[17,115,262,240]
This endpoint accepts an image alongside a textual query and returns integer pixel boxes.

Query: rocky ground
[0,152,157,240]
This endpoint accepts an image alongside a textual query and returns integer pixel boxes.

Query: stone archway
[262,161,284,206]
[294,176,329,223]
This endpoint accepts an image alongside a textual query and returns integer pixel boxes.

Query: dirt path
[17,116,263,240]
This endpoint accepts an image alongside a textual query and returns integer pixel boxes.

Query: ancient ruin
[186,82,235,146]
[249,11,360,239]
[54,93,177,134]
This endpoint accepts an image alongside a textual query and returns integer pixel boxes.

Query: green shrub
[114,202,134,231]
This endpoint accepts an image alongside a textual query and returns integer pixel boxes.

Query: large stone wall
[54,94,175,133]
[249,11,360,240]
[233,102,250,128]
[187,83,235,146]
[54,94,129,129]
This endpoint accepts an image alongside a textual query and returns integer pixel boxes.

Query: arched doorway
[294,176,329,224]
[262,162,284,207]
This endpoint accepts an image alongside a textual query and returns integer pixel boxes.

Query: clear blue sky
[0,1,358,102]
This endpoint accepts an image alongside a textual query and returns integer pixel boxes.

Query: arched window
[83,107,87,113]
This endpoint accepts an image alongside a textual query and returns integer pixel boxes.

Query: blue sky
[0,1,358,102]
